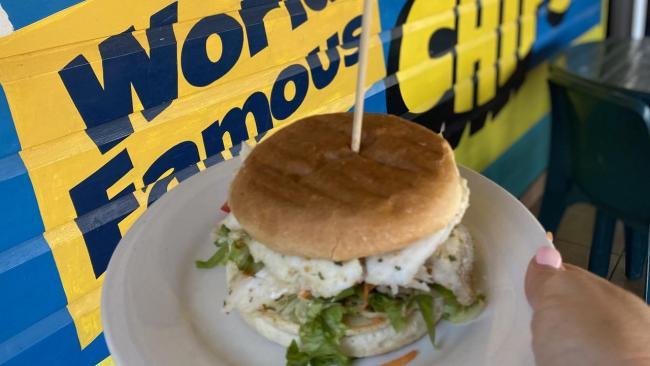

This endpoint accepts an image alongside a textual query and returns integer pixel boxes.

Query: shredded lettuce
[287,338,350,366]
[284,300,353,366]
[196,224,264,275]
[273,295,328,324]
[332,287,356,302]
[286,341,310,366]
[198,225,486,365]
[431,284,486,323]
[414,294,437,347]
[445,295,486,323]
[195,245,229,269]
[367,292,409,332]
[277,284,485,365]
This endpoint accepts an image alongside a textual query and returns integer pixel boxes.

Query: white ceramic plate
[102,157,547,366]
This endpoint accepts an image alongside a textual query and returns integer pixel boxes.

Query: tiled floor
[521,175,646,299]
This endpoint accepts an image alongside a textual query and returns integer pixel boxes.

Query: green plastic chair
[541,68,650,303]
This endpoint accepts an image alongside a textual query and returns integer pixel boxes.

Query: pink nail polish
[535,246,562,269]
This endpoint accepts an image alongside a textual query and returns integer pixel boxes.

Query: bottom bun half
[240,308,429,358]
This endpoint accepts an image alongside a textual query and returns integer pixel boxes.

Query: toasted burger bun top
[228,113,462,261]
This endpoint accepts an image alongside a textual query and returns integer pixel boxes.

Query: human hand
[525,246,650,366]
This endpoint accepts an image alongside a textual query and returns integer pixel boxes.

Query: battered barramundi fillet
[426,225,476,306]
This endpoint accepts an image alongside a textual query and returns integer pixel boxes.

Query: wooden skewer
[351,0,373,153]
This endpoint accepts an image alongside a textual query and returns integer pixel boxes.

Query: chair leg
[538,157,571,234]
[538,184,569,234]
[624,225,649,280]
[539,88,573,234]
[588,210,616,278]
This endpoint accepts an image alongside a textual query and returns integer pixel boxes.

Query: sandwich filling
[198,179,484,365]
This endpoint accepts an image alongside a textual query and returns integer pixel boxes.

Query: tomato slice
[220,202,231,213]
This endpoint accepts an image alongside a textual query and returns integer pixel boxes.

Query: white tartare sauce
[247,240,363,298]
[224,179,469,302]
[224,263,295,313]
[364,179,469,291]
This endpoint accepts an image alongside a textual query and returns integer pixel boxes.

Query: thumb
[525,246,563,308]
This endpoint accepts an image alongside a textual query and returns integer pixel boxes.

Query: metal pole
[632,0,647,39]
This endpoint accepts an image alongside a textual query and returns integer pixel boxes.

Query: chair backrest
[549,70,650,226]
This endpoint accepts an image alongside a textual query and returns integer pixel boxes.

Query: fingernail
[535,246,562,269]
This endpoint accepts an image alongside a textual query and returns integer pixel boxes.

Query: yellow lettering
[396,0,456,113]
[455,1,499,112]
[519,0,545,57]
[549,0,571,14]
[498,22,518,86]
[502,0,520,24]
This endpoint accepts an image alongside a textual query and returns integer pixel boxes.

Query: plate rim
[101,162,547,365]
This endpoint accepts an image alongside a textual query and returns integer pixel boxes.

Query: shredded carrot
[298,290,312,300]
[379,350,419,366]
[221,202,231,213]
[361,283,376,310]
[349,316,386,330]
[368,316,386,326]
